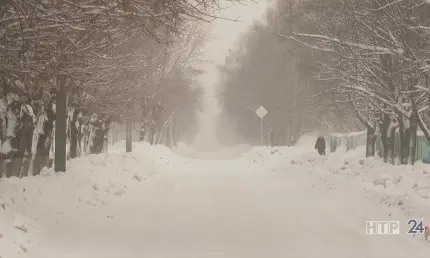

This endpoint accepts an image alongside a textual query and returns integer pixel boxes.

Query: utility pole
[255,106,268,146]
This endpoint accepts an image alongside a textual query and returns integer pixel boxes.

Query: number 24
[408,219,425,234]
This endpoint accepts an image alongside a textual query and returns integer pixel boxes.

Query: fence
[107,119,178,148]
[325,131,430,163]
[108,122,141,146]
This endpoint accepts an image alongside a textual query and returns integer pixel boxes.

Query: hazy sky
[191,0,269,148]
[199,0,269,99]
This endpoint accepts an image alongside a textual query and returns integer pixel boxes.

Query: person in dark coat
[315,136,326,155]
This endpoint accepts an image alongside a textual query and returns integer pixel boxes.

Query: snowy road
[1,143,429,257]
[37,157,424,257]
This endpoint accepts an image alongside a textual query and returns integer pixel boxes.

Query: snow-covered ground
[1,137,430,257]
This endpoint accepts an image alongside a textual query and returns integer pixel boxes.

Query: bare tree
[0,0,245,177]
[218,1,349,146]
[267,0,430,164]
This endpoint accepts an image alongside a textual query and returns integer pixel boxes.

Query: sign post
[255,106,268,146]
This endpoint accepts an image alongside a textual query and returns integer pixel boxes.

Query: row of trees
[218,0,361,147]
[219,0,430,165]
[0,0,229,178]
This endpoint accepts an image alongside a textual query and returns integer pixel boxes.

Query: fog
[192,0,269,150]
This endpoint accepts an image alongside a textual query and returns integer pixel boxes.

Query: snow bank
[304,148,430,220]
[0,144,168,258]
[240,132,320,165]
[249,143,430,229]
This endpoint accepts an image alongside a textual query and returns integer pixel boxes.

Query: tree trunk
[110,122,115,146]
[173,122,178,147]
[387,127,396,165]
[148,124,155,145]
[68,109,80,159]
[366,125,377,157]
[19,150,32,178]
[380,116,397,165]
[87,114,107,154]
[3,103,21,178]
[82,122,90,155]
[31,100,56,176]
[55,75,67,172]
[152,129,158,145]
[166,122,172,148]
[1,102,35,178]
[409,110,418,165]
[139,120,146,142]
[398,114,411,165]
[379,114,390,163]
[102,117,110,153]
[103,135,108,153]
[174,123,180,145]
[126,119,132,152]
[140,98,147,142]
[12,134,26,178]
[0,115,5,178]
[18,104,35,178]
[286,119,293,146]
[269,127,274,147]
[77,125,83,157]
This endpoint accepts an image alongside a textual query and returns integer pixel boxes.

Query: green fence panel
[416,136,423,161]
[326,131,430,163]
[422,138,430,163]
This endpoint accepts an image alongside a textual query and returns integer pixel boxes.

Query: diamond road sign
[255,106,268,119]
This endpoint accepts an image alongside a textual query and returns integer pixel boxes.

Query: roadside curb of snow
[0,149,166,257]
[287,148,430,226]
[241,143,430,237]
[38,152,161,200]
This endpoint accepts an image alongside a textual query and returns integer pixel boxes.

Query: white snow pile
[239,132,325,165]
[291,146,430,217]
[243,141,430,226]
[0,145,167,258]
